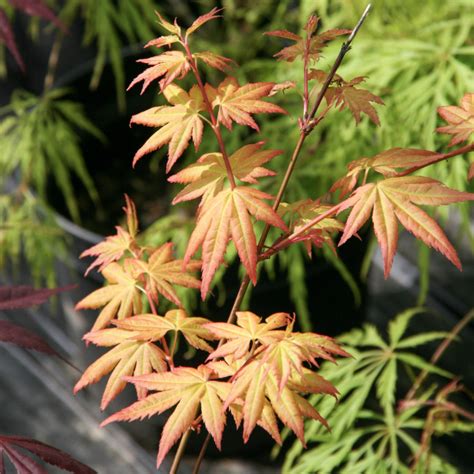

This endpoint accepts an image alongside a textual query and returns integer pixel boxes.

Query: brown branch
[190,7,372,473]
[403,308,474,403]
[396,142,474,177]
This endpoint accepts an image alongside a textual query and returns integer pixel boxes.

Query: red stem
[182,40,237,189]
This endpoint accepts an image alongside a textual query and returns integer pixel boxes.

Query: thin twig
[396,142,474,177]
[170,429,191,474]
[190,7,372,472]
[404,309,474,402]
[182,40,237,189]
[43,33,63,92]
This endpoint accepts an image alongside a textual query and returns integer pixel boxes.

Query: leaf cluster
[282,309,474,473]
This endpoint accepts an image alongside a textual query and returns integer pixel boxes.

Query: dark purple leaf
[0,320,58,356]
[7,0,66,31]
[0,285,76,310]
[2,442,47,473]
[0,8,24,71]
[0,435,96,474]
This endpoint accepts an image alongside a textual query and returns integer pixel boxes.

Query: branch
[403,308,474,403]
[182,40,237,189]
[396,142,474,177]
[190,7,372,472]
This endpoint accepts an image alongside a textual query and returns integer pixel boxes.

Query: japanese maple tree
[73,5,474,473]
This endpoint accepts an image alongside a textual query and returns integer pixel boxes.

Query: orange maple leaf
[74,328,167,409]
[131,83,205,171]
[101,365,231,468]
[338,176,474,276]
[113,309,217,352]
[75,261,142,331]
[129,243,201,307]
[205,77,287,131]
[280,200,344,256]
[80,195,139,275]
[183,187,288,298]
[330,148,442,198]
[437,92,474,147]
[311,70,384,125]
[168,142,281,207]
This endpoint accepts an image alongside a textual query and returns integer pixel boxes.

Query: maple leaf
[338,176,474,277]
[113,309,217,352]
[193,51,234,72]
[206,311,289,361]
[205,77,287,131]
[0,284,74,310]
[280,200,344,255]
[330,148,442,198]
[0,320,61,357]
[101,365,231,468]
[128,51,190,93]
[437,93,474,146]
[183,187,288,298]
[223,360,332,443]
[169,142,281,206]
[131,83,204,171]
[265,20,350,62]
[9,0,64,30]
[75,261,142,331]
[80,195,139,275]
[129,243,201,307]
[0,8,24,70]
[185,7,222,37]
[74,328,167,409]
[311,70,384,125]
[0,435,95,473]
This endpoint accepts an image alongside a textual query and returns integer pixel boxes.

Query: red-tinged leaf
[194,51,234,72]
[469,162,474,181]
[81,227,134,276]
[128,51,190,94]
[339,184,377,246]
[371,148,441,176]
[1,442,48,472]
[9,0,65,31]
[0,8,24,71]
[264,29,301,41]
[266,25,350,62]
[207,77,286,131]
[123,194,138,238]
[319,74,383,125]
[154,11,181,35]
[75,261,142,331]
[437,93,474,146]
[113,309,217,353]
[206,311,288,361]
[169,143,280,206]
[102,366,230,469]
[388,193,461,270]
[280,200,343,255]
[145,34,180,49]
[0,284,74,310]
[131,84,204,171]
[372,189,398,278]
[130,243,201,307]
[186,7,222,37]
[0,435,96,474]
[0,320,59,356]
[184,187,287,299]
[339,176,474,275]
[74,335,167,409]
